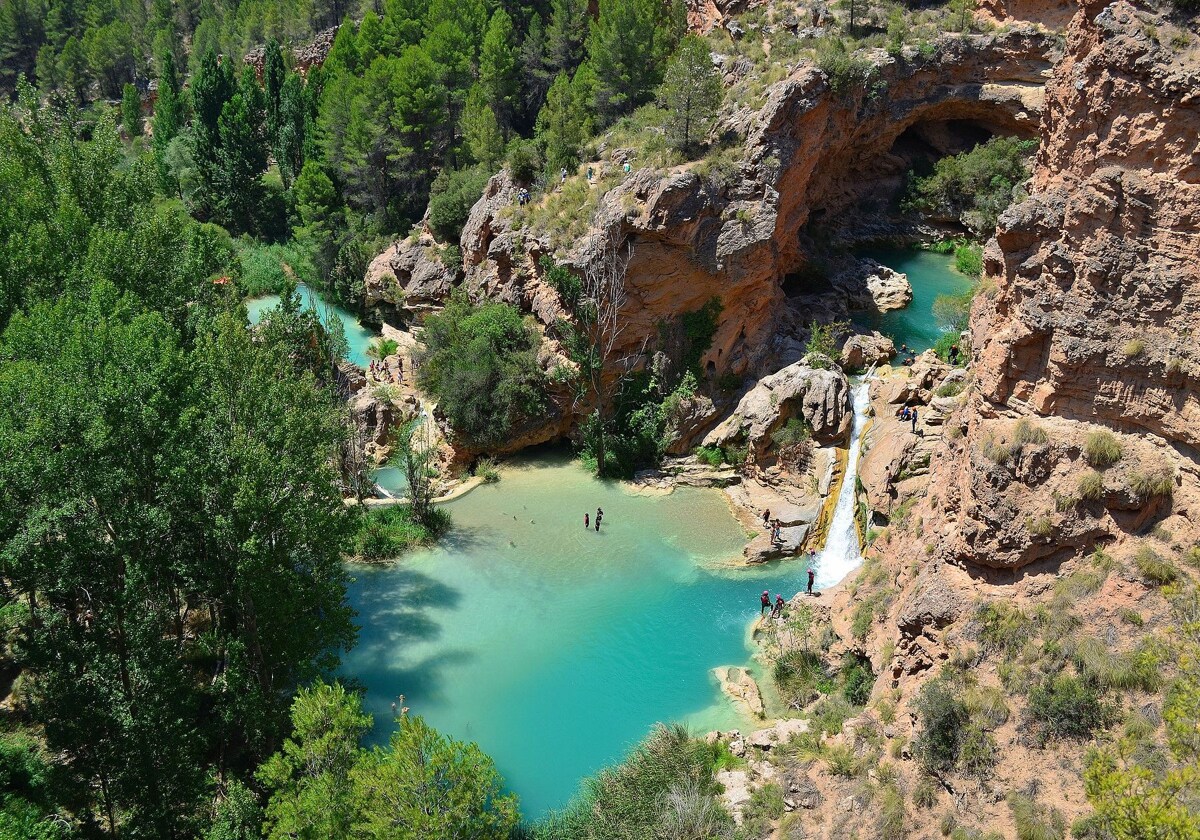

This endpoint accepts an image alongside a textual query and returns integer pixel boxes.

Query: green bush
[775,649,834,708]
[935,380,965,398]
[1027,674,1114,742]
[1070,636,1160,692]
[815,40,879,94]
[878,783,907,840]
[417,291,547,445]
[976,601,1033,657]
[1013,419,1048,446]
[1128,465,1175,500]
[1083,431,1122,468]
[907,136,1037,236]
[841,653,876,706]
[474,457,501,483]
[824,744,858,777]
[536,724,732,840]
[912,775,939,809]
[427,166,491,243]
[694,445,724,467]
[237,239,319,297]
[913,679,970,774]
[353,505,451,560]
[1008,793,1066,840]
[505,138,543,184]
[954,242,983,277]
[804,320,848,367]
[740,782,785,837]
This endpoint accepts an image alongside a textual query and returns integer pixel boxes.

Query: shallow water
[245,283,378,368]
[343,453,826,817]
[853,248,973,352]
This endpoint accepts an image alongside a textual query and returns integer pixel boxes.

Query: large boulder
[363,233,457,322]
[865,264,914,312]
[703,359,852,456]
[841,331,896,370]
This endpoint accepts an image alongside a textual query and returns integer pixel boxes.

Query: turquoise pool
[245,283,378,368]
[853,247,974,352]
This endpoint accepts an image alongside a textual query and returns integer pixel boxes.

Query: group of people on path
[583,507,604,532]
[368,358,402,385]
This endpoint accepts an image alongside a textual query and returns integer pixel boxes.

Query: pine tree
[356,11,384,67]
[121,82,142,136]
[460,83,504,169]
[58,34,87,104]
[275,72,307,186]
[536,70,591,173]
[585,0,659,125]
[545,0,587,76]
[381,0,422,55]
[478,8,518,128]
[658,34,722,155]
[324,16,360,75]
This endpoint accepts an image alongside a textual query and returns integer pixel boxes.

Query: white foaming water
[815,378,872,588]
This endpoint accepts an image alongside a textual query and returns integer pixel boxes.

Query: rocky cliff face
[366,28,1054,384]
[773,2,1200,833]
[932,0,1200,571]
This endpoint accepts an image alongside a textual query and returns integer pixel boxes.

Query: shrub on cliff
[1027,674,1115,743]
[417,291,547,445]
[427,166,492,244]
[907,136,1037,237]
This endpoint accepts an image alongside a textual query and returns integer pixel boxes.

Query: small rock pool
[853,247,975,352]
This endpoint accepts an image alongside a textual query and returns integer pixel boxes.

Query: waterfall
[814,378,872,589]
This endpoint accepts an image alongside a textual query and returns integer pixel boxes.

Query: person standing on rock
[762,509,771,527]
[760,590,771,615]
[773,594,785,618]
[807,568,816,594]
[910,408,919,434]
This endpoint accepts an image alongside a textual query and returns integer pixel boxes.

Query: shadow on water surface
[349,565,461,649]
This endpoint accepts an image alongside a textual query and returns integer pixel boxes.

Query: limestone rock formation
[363,234,458,324]
[704,360,852,456]
[840,331,896,370]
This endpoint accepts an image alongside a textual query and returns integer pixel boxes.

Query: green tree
[121,81,142,135]
[260,681,520,839]
[275,72,308,185]
[545,0,588,76]
[58,35,87,104]
[459,83,505,169]
[479,8,518,126]
[259,681,370,839]
[263,37,286,141]
[83,20,133,98]
[658,34,721,155]
[381,0,422,54]
[211,70,268,231]
[906,136,1037,236]
[153,47,184,150]
[356,11,384,67]
[324,16,360,75]
[536,70,592,174]
[417,290,548,446]
[351,714,520,839]
[585,0,659,123]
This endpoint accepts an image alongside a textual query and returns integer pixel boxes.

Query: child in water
[584,513,589,529]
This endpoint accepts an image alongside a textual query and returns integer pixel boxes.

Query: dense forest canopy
[0,0,695,310]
